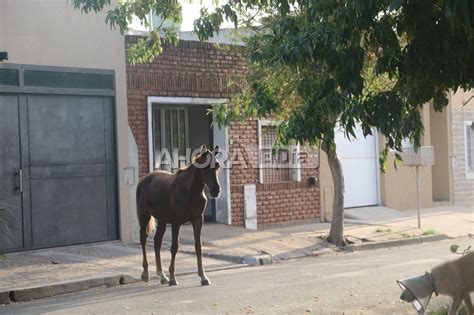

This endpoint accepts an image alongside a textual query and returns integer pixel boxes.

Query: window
[0,69,18,86]
[258,120,301,183]
[466,121,474,179]
[152,107,188,172]
[24,70,114,90]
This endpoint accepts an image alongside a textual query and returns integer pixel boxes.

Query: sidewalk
[0,204,472,304]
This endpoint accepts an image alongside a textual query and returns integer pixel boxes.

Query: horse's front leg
[154,221,169,284]
[168,223,181,286]
[192,215,210,285]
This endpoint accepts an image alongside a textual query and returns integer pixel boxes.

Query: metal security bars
[153,107,189,172]
[260,125,291,183]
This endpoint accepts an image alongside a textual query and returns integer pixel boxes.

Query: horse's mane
[175,163,193,174]
[175,151,207,175]
[175,151,217,175]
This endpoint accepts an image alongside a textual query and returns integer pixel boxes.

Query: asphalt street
[1,237,472,315]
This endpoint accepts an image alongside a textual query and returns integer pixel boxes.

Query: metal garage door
[335,125,379,208]
[0,65,118,251]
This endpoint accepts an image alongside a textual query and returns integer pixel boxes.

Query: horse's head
[194,145,221,198]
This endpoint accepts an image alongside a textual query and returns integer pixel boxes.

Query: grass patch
[375,228,392,233]
[398,232,415,238]
[422,228,437,236]
[428,303,467,315]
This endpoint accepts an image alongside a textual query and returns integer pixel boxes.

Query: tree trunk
[323,144,345,247]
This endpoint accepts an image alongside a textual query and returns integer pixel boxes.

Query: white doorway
[335,125,379,208]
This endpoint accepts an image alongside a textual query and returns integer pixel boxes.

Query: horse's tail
[146,216,156,235]
[137,174,156,236]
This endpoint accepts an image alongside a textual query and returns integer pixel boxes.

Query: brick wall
[227,118,320,226]
[125,35,321,227]
[126,35,249,176]
[451,92,474,206]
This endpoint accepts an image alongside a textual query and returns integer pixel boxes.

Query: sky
[181,0,224,31]
[129,0,230,32]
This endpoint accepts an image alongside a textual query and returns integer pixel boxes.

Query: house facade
[446,90,474,206]
[125,34,321,230]
[2,1,469,253]
[0,0,136,251]
[0,1,320,252]
[321,91,474,221]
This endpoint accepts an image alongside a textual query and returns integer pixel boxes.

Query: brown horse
[136,145,221,286]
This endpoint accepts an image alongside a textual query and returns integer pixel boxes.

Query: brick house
[125,33,321,229]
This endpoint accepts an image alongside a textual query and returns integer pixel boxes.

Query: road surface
[2,237,472,314]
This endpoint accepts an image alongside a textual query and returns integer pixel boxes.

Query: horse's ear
[200,144,208,153]
[213,145,220,155]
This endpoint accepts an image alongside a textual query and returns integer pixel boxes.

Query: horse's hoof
[157,272,169,284]
[201,279,211,286]
[141,272,150,282]
[169,279,178,286]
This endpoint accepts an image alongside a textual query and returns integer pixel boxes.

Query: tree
[72,0,474,246]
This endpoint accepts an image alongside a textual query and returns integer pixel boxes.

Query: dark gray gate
[0,65,118,251]
[0,95,23,250]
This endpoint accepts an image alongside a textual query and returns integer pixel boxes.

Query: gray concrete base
[0,291,10,305]
[242,255,273,266]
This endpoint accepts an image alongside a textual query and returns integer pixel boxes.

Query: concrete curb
[0,264,248,305]
[1,275,136,304]
[343,234,449,252]
[180,249,244,265]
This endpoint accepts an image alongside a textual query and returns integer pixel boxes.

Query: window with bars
[466,121,474,176]
[259,121,301,183]
[153,107,188,172]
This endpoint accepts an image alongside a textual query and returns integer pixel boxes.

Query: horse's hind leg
[154,221,169,284]
[138,210,151,282]
[168,223,181,286]
[192,216,210,286]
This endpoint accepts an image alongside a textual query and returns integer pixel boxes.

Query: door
[26,95,118,247]
[0,94,118,251]
[0,95,23,250]
[152,105,215,221]
[335,125,378,208]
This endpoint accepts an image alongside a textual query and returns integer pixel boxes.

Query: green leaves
[388,0,404,12]
[445,0,473,31]
[127,30,162,64]
[71,0,111,13]
[73,0,474,170]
